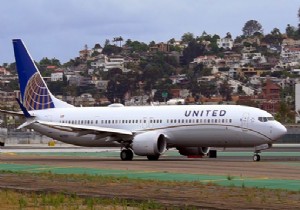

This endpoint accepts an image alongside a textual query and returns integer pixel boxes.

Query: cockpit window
[258,117,274,122]
[258,117,267,122]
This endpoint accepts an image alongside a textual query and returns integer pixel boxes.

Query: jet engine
[177,147,210,156]
[131,131,167,156]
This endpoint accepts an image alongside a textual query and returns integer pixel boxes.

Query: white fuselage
[28,105,286,148]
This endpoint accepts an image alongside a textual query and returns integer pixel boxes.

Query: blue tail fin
[13,39,73,110]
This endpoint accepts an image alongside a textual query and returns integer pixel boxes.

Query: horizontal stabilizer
[0,109,24,117]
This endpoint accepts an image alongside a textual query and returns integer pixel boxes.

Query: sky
[0,0,299,64]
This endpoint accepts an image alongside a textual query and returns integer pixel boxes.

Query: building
[91,55,126,72]
[0,90,19,109]
[51,72,64,82]
[150,42,170,53]
[0,67,11,75]
[259,79,281,114]
[261,79,281,100]
[217,37,233,50]
[295,84,300,123]
[280,46,300,66]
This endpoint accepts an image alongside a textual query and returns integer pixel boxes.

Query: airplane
[0,39,287,161]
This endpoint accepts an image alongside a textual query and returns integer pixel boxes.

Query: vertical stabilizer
[13,39,73,110]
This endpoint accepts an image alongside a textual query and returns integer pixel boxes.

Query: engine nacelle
[132,131,167,156]
[177,147,210,156]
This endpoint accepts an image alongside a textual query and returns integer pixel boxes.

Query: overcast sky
[0,0,299,64]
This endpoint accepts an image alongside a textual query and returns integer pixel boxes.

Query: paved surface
[0,147,300,191]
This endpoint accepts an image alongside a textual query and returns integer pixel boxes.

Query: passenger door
[241,113,249,131]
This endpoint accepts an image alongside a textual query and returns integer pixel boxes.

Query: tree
[129,40,149,53]
[181,32,194,44]
[104,39,110,47]
[262,28,283,45]
[225,32,232,39]
[168,38,176,44]
[242,20,263,37]
[102,45,122,55]
[113,36,123,47]
[219,80,233,101]
[149,41,156,47]
[39,57,61,67]
[285,24,299,39]
[182,40,206,64]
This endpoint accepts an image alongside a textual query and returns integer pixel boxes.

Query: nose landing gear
[253,153,261,161]
[253,143,272,162]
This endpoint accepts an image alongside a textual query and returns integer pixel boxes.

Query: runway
[1,145,300,191]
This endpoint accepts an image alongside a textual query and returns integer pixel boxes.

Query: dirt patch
[0,172,299,209]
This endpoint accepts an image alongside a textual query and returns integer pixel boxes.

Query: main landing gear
[120,149,133,161]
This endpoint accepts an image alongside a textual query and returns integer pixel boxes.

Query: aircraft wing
[35,120,133,139]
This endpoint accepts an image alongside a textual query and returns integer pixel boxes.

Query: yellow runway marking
[1,152,17,155]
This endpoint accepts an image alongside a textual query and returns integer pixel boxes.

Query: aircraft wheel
[253,154,261,162]
[120,149,133,161]
[147,155,160,161]
[209,150,217,158]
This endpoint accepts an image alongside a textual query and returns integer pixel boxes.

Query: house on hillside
[280,46,300,66]
[217,37,233,50]
[259,79,281,114]
[0,67,11,75]
[150,42,170,53]
[51,70,64,82]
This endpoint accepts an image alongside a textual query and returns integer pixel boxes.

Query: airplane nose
[272,123,287,140]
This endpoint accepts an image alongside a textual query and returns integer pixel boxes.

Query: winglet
[16,98,32,118]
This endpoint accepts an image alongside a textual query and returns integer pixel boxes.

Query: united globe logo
[23,73,54,110]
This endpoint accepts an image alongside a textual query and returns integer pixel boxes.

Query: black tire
[209,150,217,158]
[253,154,261,162]
[120,149,133,161]
[147,155,160,161]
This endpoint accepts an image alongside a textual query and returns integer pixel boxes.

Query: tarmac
[0,144,300,191]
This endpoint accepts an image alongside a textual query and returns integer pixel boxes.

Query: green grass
[0,170,299,209]
[0,189,165,210]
